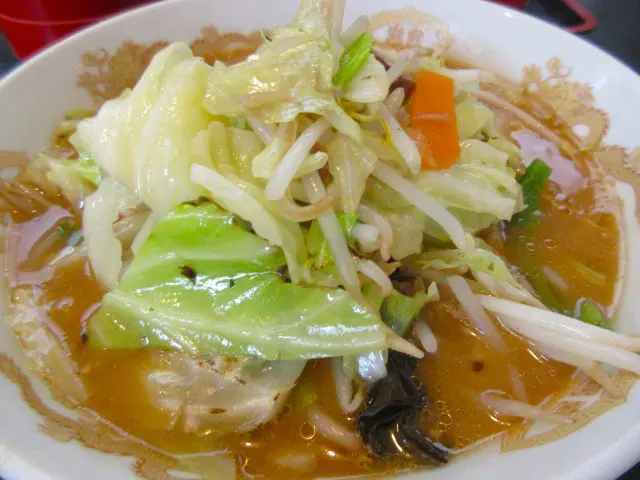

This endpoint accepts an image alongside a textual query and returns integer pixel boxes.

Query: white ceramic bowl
[2,0,640,479]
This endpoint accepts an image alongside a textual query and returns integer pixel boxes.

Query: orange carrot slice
[410,70,460,169]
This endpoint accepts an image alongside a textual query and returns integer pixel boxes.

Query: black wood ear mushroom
[357,351,448,466]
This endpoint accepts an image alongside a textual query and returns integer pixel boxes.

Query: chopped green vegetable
[56,221,78,239]
[510,158,552,227]
[230,117,249,130]
[71,155,102,186]
[65,108,96,121]
[88,203,385,360]
[578,298,611,329]
[297,387,318,408]
[363,283,385,312]
[381,289,431,336]
[46,154,102,189]
[307,212,358,270]
[574,262,607,286]
[505,236,570,314]
[528,274,569,314]
[332,33,373,89]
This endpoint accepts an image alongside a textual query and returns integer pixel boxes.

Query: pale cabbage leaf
[87,202,386,359]
[71,43,213,214]
[202,0,361,142]
[143,351,305,437]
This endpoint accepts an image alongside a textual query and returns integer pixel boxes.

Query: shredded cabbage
[304,171,376,314]
[456,99,494,140]
[327,133,377,213]
[415,164,521,221]
[9,288,88,402]
[203,0,361,142]
[191,163,307,283]
[228,126,264,182]
[362,130,406,168]
[252,122,296,180]
[343,55,389,104]
[414,236,511,278]
[46,154,101,187]
[409,235,538,304]
[366,176,508,257]
[43,155,97,206]
[265,119,331,200]
[489,137,523,165]
[413,140,523,229]
[458,139,509,167]
[380,207,426,260]
[373,162,467,249]
[143,351,305,437]
[83,178,138,289]
[441,68,481,93]
[88,203,386,359]
[72,43,212,214]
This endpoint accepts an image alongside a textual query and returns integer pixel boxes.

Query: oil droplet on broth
[300,422,316,440]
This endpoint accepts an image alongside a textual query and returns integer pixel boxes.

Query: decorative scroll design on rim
[370,7,453,55]
[77,27,261,108]
[77,40,169,108]
[0,353,186,479]
[501,370,636,451]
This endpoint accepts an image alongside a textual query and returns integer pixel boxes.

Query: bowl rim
[1,0,640,479]
[2,0,639,92]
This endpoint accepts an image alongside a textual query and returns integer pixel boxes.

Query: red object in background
[561,0,598,33]
[0,0,153,59]
[490,0,597,33]
[491,0,528,8]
